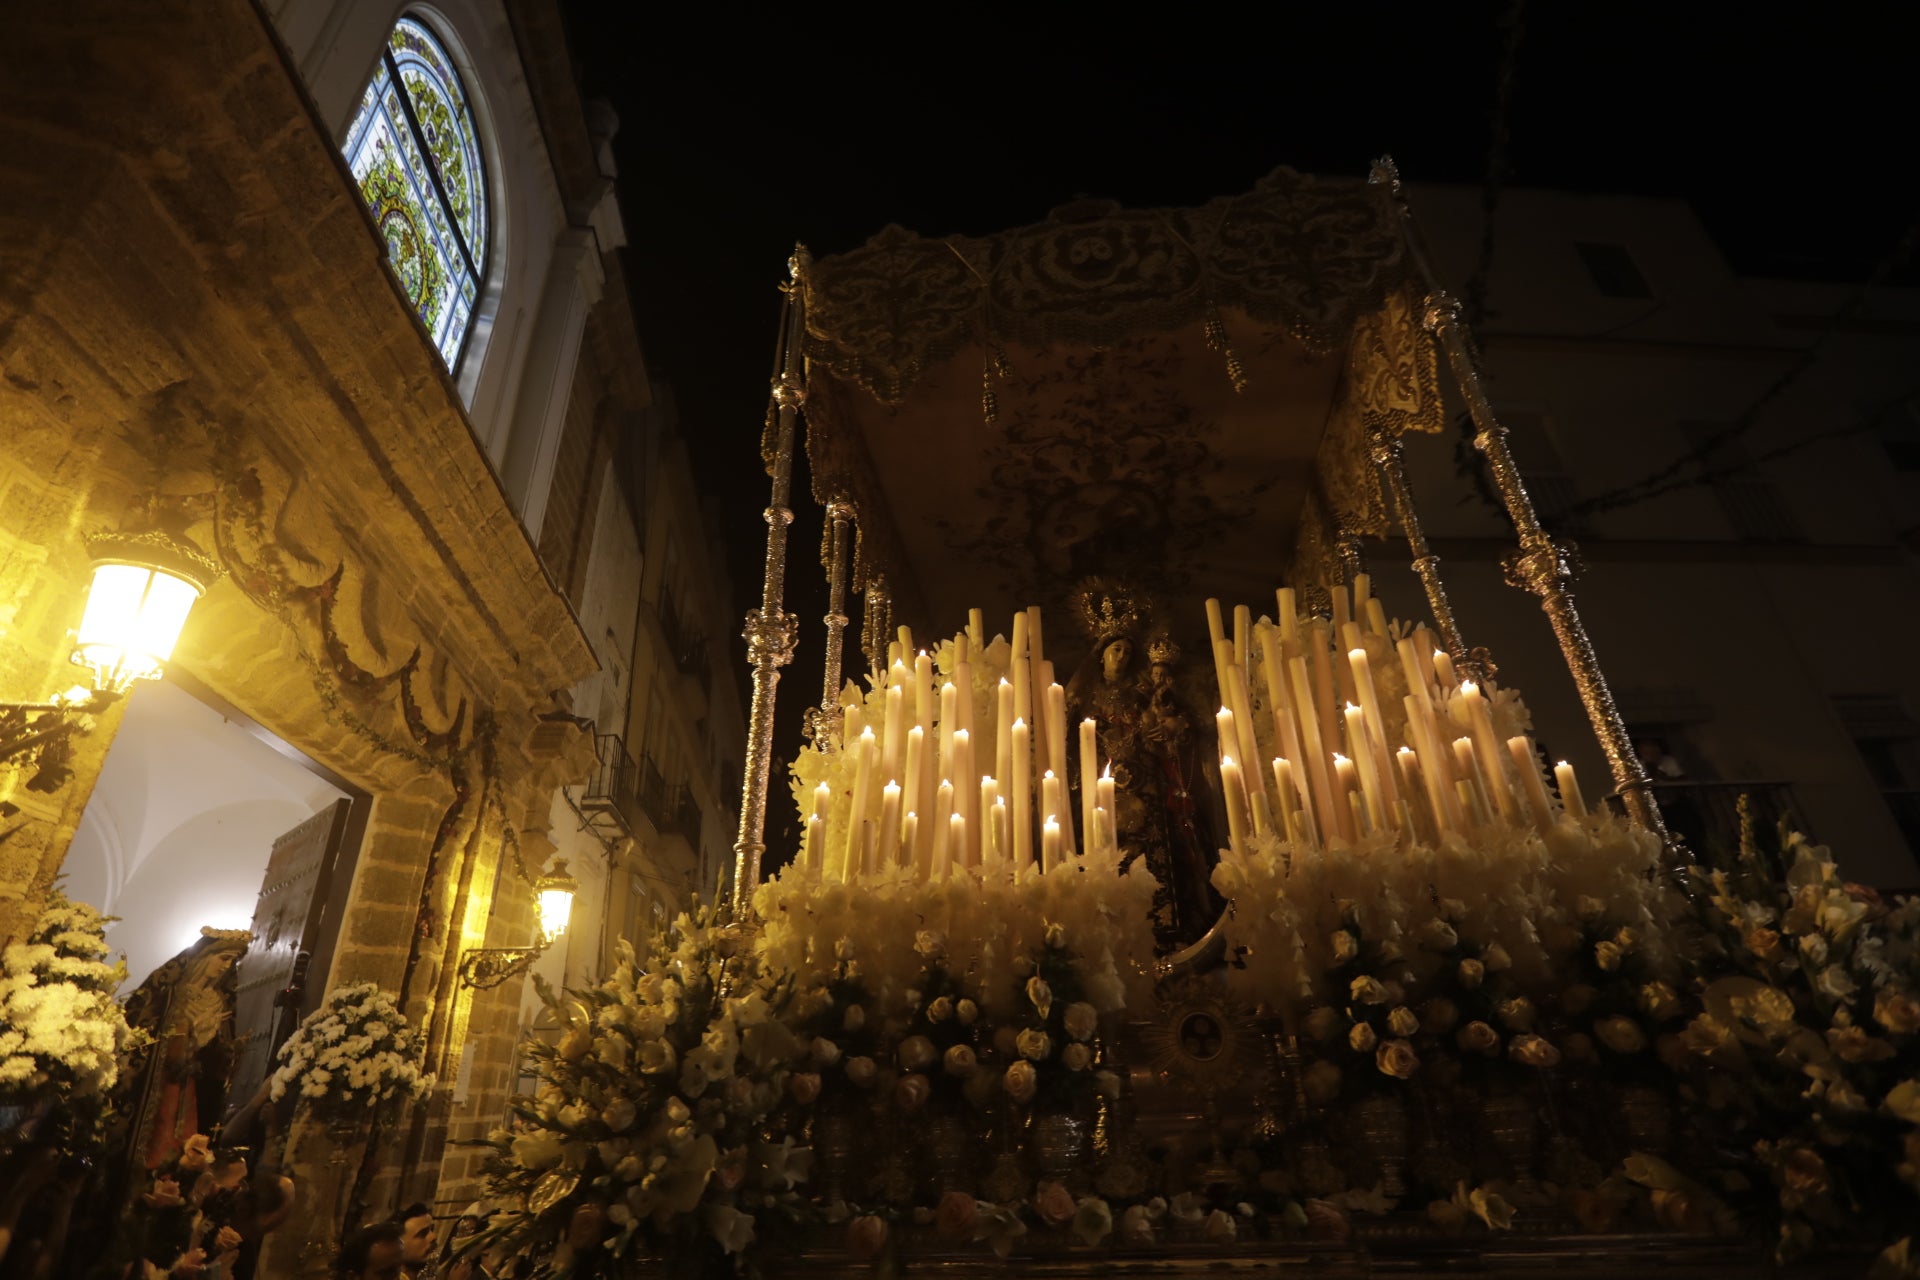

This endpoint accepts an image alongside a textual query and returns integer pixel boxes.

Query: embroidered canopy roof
[794,166,1443,636]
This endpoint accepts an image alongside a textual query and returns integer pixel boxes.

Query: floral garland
[268,982,432,1122]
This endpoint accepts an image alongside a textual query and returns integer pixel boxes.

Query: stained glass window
[343,16,489,370]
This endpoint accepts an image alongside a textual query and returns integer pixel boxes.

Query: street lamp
[2,531,218,783]
[459,858,580,990]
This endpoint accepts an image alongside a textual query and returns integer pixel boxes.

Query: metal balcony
[580,734,639,839]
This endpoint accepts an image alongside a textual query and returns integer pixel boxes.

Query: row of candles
[804,606,1113,882]
[801,581,1595,883]
[1205,574,1588,854]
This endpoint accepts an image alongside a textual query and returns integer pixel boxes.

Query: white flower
[1063,1002,1099,1042]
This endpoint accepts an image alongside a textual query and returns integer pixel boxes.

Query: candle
[1413,627,1438,684]
[1433,648,1458,689]
[1011,718,1033,868]
[995,678,1014,792]
[990,798,1009,871]
[1259,628,1312,825]
[1233,603,1251,673]
[1331,583,1352,637]
[1042,816,1062,870]
[1365,598,1389,639]
[842,727,876,881]
[1397,636,1432,713]
[1276,586,1298,645]
[979,774,999,862]
[843,702,863,749]
[804,814,824,871]
[1396,747,1437,846]
[1220,755,1251,848]
[945,813,965,880]
[1347,647,1399,810]
[952,729,974,862]
[1097,763,1115,820]
[1290,656,1347,843]
[938,681,957,777]
[887,640,901,671]
[1216,705,1239,769]
[1452,736,1492,827]
[1403,694,1461,834]
[1205,598,1231,719]
[1344,704,1390,834]
[897,624,914,657]
[811,781,832,828]
[1079,718,1099,860]
[1555,760,1588,820]
[902,725,926,839]
[881,681,906,783]
[1046,683,1073,854]
[931,779,955,877]
[968,607,985,650]
[1460,682,1520,822]
[1272,756,1313,846]
[1223,656,1269,835]
[877,781,903,865]
[1040,769,1063,868]
[1352,572,1370,619]
[1508,736,1556,834]
[1333,753,1362,836]
[1307,623,1341,777]
[1349,789,1372,839]
[859,819,877,878]
[900,811,918,864]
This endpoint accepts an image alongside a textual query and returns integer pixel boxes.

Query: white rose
[1063,1002,1099,1042]
[811,1036,842,1066]
[844,1055,877,1086]
[943,1044,977,1077]
[1017,1028,1053,1061]
[898,1035,938,1071]
[956,999,979,1025]
[843,1004,867,1032]
[1061,1043,1092,1071]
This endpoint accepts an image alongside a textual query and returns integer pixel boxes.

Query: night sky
[559,3,1912,858]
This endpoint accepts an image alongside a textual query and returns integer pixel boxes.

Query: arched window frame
[342,13,491,373]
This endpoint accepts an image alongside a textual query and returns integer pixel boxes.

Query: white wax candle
[1347,647,1399,809]
[1508,736,1556,834]
[1010,608,1028,660]
[945,813,965,879]
[952,729,974,863]
[1040,770,1063,868]
[1397,636,1432,713]
[1259,628,1312,824]
[1233,603,1251,673]
[1344,703,1390,834]
[1042,815,1062,871]
[995,679,1014,792]
[1205,597,1227,651]
[1277,587,1298,646]
[1097,764,1115,821]
[1220,754,1251,848]
[1403,694,1460,835]
[1461,682,1519,823]
[1224,658,1268,835]
[804,814,823,871]
[1555,760,1588,820]
[881,682,906,783]
[1046,683,1073,855]
[1092,806,1112,855]
[1352,572,1371,619]
[843,702,863,749]
[1396,747,1436,846]
[811,781,832,828]
[902,725,926,837]
[1365,598,1389,639]
[878,781,903,865]
[931,780,955,878]
[1453,736,1492,827]
[900,812,918,863]
[1290,655,1347,843]
[1433,648,1458,689]
[1331,584,1352,636]
[842,728,876,882]
[1027,606,1045,669]
[968,608,985,650]
[990,798,1009,870]
[1079,718,1099,860]
[1011,718,1033,868]
[938,681,957,779]
[1413,627,1438,685]
[979,774,999,863]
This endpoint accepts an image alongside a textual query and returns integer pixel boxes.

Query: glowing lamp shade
[535,860,578,946]
[73,559,206,692]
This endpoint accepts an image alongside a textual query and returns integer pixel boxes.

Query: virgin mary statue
[1066,581,1224,950]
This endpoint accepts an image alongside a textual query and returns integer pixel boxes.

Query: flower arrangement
[471,903,810,1271]
[267,982,432,1122]
[0,889,143,1114]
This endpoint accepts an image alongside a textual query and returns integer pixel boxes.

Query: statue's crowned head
[1070,577,1149,649]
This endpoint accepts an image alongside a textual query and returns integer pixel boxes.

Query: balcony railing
[1609,780,1810,880]
[581,734,639,837]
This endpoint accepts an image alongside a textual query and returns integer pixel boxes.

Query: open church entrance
[61,673,368,1158]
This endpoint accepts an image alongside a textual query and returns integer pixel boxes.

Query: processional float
[730,158,1668,932]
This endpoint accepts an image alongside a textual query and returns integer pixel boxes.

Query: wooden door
[226,798,352,1115]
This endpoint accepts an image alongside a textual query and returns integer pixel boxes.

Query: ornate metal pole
[1371,159,1668,844]
[816,499,855,740]
[862,577,891,682]
[1369,427,1471,665]
[732,248,808,914]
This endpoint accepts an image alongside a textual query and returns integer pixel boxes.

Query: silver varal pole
[732,247,808,913]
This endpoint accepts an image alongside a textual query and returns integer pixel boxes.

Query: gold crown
[1146,635,1180,665]
[1070,577,1149,645]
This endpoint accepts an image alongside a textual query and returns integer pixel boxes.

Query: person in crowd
[336,1222,404,1280]
[393,1202,482,1280]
